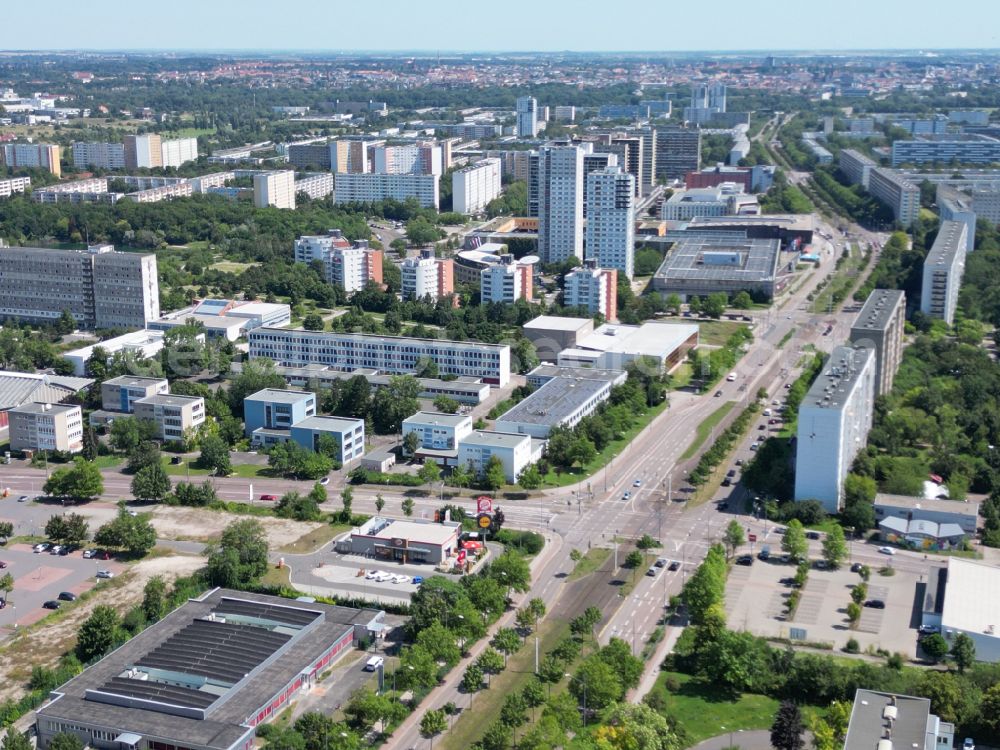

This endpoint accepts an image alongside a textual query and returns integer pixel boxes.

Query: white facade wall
[537,145,584,264]
[794,348,876,512]
[480,262,522,304]
[458,431,533,482]
[585,166,635,279]
[453,159,501,214]
[564,267,614,319]
[160,137,198,168]
[920,220,968,325]
[0,176,31,198]
[402,255,440,300]
[402,412,473,451]
[516,96,538,138]
[294,173,334,199]
[72,142,126,170]
[334,173,439,209]
[254,171,296,209]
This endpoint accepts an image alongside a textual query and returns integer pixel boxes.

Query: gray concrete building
[0,244,159,329]
[844,690,953,750]
[849,289,905,398]
[920,220,968,325]
[654,126,701,180]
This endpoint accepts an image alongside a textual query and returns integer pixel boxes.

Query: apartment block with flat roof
[480,254,532,304]
[247,328,511,386]
[402,249,453,302]
[334,173,439,209]
[72,142,126,170]
[535,144,585,264]
[124,134,162,170]
[920,220,968,325]
[9,402,83,453]
[133,394,206,442]
[254,171,296,210]
[0,176,31,198]
[564,261,618,321]
[839,149,877,189]
[244,388,316,436]
[892,137,1000,167]
[1,143,60,176]
[867,168,920,227]
[290,416,365,462]
[794,346,876,512]
[0,244,159,329]
[654,126,700,180]
[849,289,905,398]
[294,231,383,292]
[101,376,170,413]
[516,96,538,138]
[453,158,501,214]
[586,165,635,279]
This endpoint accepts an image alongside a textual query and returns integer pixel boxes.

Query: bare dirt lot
[147,506,326,548]
[0,553,204,703]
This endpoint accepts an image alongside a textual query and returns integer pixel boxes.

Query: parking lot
[0,543,124,631]
[725,552,922,655]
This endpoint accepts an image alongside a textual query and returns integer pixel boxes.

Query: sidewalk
[630,624,684,701]
[381,531,564,750]
[691,729,774,750]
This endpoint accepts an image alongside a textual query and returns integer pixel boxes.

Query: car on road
[645,567,657,577]
[622,491,631,500]
[865,599,886,609]
[17,495,28,502]
[726,469,736,477]
[391,574,411,584]
[0,598,5,609]
[57,592,77,602]
[33,543,51,553]
[735,555,754,566]
[714,390,723,397]
[784,383,791,389]
[259,494,278,502]
[668,560,681,571]
[726,372,737,382]
[82,549,97,559]
[919,625,941,635]
[0,561,6,569]
[762,409,772,417]
[42,600,61,610]
[96,570,114,579]
[412,576,424,585]
[721,478,732,487]
[772,399,781,406]
[319,477,330,485]
[758,424,766,431]
[735,458,744,466]
[716,501,729,511]
[878,546,896,555]
[749,442,759,451]
[655,558,667,568]
[633,479,641,487]
[769,418,781,425]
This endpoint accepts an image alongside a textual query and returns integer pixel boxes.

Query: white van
[365,656,384,672]
[726,372,737,382]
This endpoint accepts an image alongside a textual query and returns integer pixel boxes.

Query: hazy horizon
[4,0,999,54]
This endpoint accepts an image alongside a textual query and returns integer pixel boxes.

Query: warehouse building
[35,589,384,750]
[843,690,953,750]
[651,234,783,299]
[921,559,1000,662]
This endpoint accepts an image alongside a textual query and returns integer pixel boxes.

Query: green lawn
[680,402,736,461]
[161,457,268,479]
[539,400,671,488]
[568,547,611,581]
[810,244,869,314]
[651,671,782,746]
[92,455,124,470]
[697,320,748,347]
[279,524,350,554]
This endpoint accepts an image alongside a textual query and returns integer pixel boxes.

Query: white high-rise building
[920,220,968,326]
[516,96,538,138]
[402,249,454,301]
[535,144,585,264]
[294,231,383,292]
[373,143,442,175]
[480,255,533,304]
[794,346,876,512]
[585,165,635,279]
[564,261,618,321]
[452,158,501,214]
[333,173,439,209]
[72,142,126,170]
[160,137,199,168]
[253,171,296,210]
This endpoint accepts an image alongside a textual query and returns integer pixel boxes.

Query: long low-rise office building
[651,234,783,299]
[35,589,384,750]
[0,176,31,198]
[892,136,1000,167]
[494,373,615,439]
[248,328,511,386]
[64,330,168,377]
[334,173,439,209]
[231,362,491,405]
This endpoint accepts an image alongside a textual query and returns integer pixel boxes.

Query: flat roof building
[248,328,511,386]
[794,346,876,512]
[35,589,384,750]
[563,262,617,322]
[133,394,206,443]
[932,558,1000,662]
[334,173,439,210]
[651,234,782,299]
[892,136,1000,167]
[289,416,365,463]
[253,171,296,210]
[839,149,877,190]
[402,411,473,455]
[9,402,83,454]
[936,185,977,251]
[921,220,968,325]
[660,184,759,221]
[557,321,698,372]
[244,389,316,436]
[522,316,596,361]
[849,289,906,398]
[843,690,953,750]
[101,376,170,414]
[868,168,920,227]
[874,493,979,536]
[458,430,536,483]
[347,517,460,565]
[494,375,613,439]
[65,330,167,377]
[452,158,501,215]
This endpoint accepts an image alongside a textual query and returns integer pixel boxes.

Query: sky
[5,0,999,53]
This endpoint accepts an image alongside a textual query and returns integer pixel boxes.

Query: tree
[75,605,122,663]
[131,463,171,503]
[461,663,483,694]
[198,435,232,476]
[398,644,438,690]
[206,518,269,587]
[821,525,848,568]
[173,481,217,506]
[275,491,322,522]
[594,702,678,750]
[771,701,805,750]
[624,550,644,568]
[374,494,385,514]
[46,735,82,750]
[518,463,542,490]
[109,416,157,455]
[1,728,30,750]
[598,638,644,689]
[403,431,421,456]
[489,550,531,593]
[303,313,325,331]
[917,671,961,724]
[340,486,353,519]
[483,455,507,490]
[433,395,460,414]
[0,573,13,604]
[418,460,441,485]
[846,602,862,627]
[731,291,753,309]
[921,633,949,662]
[949,632,976,672]
[142,575,167,623]
[419,710,447,748]
[401,498,414,517]
[371,375,420,433]
[93,509,157,557]
[44,458,104,501]
[126,441,161,474]
[979,683,1000,734]
[491,627,521,665]
[415,621,461,667]
[476,648,505,686]
[723,520,745,558]
[571,658,623,712]
[45,513,89,545]
[781,519,808,561]
[0,521,12,541]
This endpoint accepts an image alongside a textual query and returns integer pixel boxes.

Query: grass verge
[568,548,611,581]
[260,564,292,589]
[680,402,736,461]
[279,524,349,554]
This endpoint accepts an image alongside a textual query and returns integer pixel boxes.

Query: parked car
[721,478,731,487]
[735,555,754,566]
[668,560,681,571]
[726,372,737,382]
[391,574,411,584]
[726,469,736,478]
[0,598,5,609]
[82,549,97,559]
[633,479,641,487]
[33,543,51,553]
[850,562,863,573]
[622,491,631,500]
[963,739,975,750]
[96,570,114,579]
[878,546,896,556]
[654,558,667,568]
[714,390,723,397]
[364,656,384,672]
[769,418,781,425]
[17,495,28,503]
[749,443,759,451]
[645,567,657,577]
[319,476,330,485]
[57,592,77,602]
[42,600,61,610]
[918,625,941,635]
[0,561,6,569]
[865,599,886,609]
[717,501,729,511]
[762,409,772,417]
[806,531,821,540]
[735,458,744,466]
[49,545,65,555]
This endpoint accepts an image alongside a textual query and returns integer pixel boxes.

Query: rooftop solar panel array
[134,618,291,684]
[214,598,319,627]
[100,676,218,710]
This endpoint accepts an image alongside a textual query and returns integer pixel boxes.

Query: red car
[259,494,279,502]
